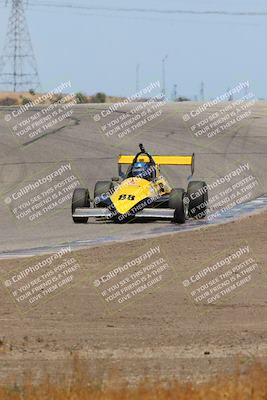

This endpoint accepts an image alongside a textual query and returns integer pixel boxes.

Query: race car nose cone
[110,178,151,215]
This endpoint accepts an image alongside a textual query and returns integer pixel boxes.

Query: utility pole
[200,81,204,102]
[162,54,168,97]
[136,63,140,92]
[227,88,233,101]
[0,0,40,92]
[173,84,177,101]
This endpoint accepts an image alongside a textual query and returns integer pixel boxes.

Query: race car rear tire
[187,181,208,219]
[94,181,114,207]
[169,188,187,224]
[72,188,90,224]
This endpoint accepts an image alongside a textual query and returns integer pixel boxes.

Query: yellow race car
[72,144,208,224]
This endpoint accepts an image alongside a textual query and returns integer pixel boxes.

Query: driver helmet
[131,162,153,180]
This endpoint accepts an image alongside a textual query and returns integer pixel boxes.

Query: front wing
[72,207,175,219]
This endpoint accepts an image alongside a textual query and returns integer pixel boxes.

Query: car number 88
[118,194,136,200]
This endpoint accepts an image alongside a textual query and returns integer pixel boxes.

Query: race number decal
[118,194,136,201]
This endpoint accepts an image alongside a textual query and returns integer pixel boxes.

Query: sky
[0,0,266,100]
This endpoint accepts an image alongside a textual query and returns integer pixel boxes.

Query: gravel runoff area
[0,210,266,384]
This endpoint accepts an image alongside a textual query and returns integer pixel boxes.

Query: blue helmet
[131,162,152,180]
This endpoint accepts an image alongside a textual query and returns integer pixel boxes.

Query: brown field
[0,357,267,400]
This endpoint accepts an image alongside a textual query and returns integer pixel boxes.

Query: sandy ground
[0,210,266,384]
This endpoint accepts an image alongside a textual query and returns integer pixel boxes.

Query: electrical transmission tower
[0,0,40,92]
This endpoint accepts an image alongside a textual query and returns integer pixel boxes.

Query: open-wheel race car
[72,144,208,224]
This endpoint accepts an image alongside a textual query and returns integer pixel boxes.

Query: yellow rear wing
[118,154,192,165]
[118,153,195,176]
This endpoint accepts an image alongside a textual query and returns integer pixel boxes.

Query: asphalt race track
[0,101,266,256]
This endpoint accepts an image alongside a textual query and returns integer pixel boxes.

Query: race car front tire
[72,188,90,224]
[169,188,187,224]
[94,181,114,207]
[187,181,208,219]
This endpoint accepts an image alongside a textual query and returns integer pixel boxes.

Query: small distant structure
[172,84,177,101]
[200,81,204,101]
[227,88,233,101]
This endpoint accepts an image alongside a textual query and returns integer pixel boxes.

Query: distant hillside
[0,91,126,106]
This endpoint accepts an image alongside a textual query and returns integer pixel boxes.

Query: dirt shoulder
[0,211,266,383]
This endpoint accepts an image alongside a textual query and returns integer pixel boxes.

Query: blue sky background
[0,0,266,99]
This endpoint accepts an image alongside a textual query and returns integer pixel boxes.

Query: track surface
[0,195,266,259]
[0,101,266,254]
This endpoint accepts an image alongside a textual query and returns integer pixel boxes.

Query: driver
[131,162,154,180]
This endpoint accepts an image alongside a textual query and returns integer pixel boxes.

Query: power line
[24,3,267,17]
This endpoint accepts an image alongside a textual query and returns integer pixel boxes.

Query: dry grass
[0,92,38,105]
[0,357,267,400]
[0,91,126,106]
